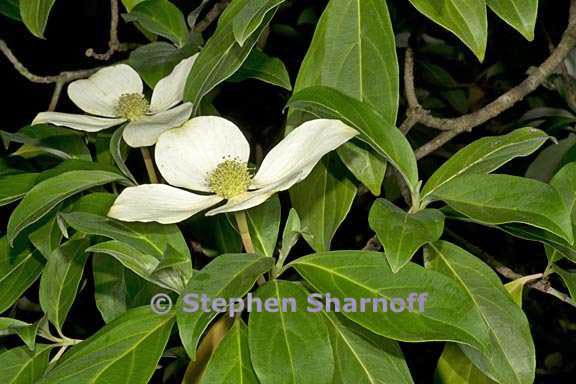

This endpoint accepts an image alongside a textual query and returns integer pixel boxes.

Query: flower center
[208,158,252,199]
[116,93,149,120]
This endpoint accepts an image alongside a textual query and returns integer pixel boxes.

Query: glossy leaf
[19,0,56,38]
[110,126,137,185]
[287,86,419,192]
[245,195,281,257]
[200,319,258,384]
[230,49,292,90]
[293,0,399,122]
[487,0,538,41]
[0,173,39,207]
[369,199,444,272]
[552,265,576,300]
[0,237,45,313]
[232,0,285,46]
[276,208,301,270]
[435,343,494,384]
[426,241,535,384]
[290,155,357,252]
[248,280,334,384]
[407,0,488,61]
[326,312,413,384]
[432,174,574,243]
[61,212,191,262]
[39,237,90,330]
[40,307,174,384]
[7,170,126,244]
[176,254,273,357]
[0,345,51,384]
[422,128,550,200]
[184,0,280,112]
[87,240,185,293]
[291,251,491,351]
[0,0,20,21]
[129,40,202,88]
[337,142,386,196]
[125,0,189,47]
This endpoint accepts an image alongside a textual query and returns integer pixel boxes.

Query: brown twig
[360,231,576,308]
[403,0,576,159]
[86,0,138,61]
[194,0,231,33]
[0,38,100,109]
[446,230,576,308]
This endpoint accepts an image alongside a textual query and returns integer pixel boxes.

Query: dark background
[1,0,575,382]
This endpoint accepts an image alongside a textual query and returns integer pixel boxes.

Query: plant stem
[234,211,254,253]
[234,211,267,285]
[140,147,159,183]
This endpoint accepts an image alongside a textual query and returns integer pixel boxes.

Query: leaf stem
[234,211,254,253]
[140,147,159,183]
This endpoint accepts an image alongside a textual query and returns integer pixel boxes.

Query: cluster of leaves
[1,0,575,383]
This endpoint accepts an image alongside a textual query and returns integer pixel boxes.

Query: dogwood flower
[107,116,358,223]
[32,55,199,147]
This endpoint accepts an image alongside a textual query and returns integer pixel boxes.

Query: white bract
[108,116,358,223]
[32,55,199,148]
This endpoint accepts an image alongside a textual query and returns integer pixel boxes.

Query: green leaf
[7,171,126,244]
[229,49,292,90]
[121,0,146,11]
[505,274,542,306]
[92,255,163,323]
[426,241,535,384]
[28,213,63,260]
[276,208,301,270]
[0,173,39,207]
[337,142,386,196]
[431,174,574,243]
[129,40,202,88]
[39,307,174,384]
[435,343,495,384]
[109,126,137,185]
[290,155,357,252]
[526,135,576,182]
[176,254,273,357]
[87,240,184,293]
[292,0,399,122]
[551,265,576,300]
[200,319,258,384]
[61,212,191,262]
[0,237,45,313]
[0,0,20,21]
[0,345,52,384]
[407,0,487,61]
[291,251,491,351]
[3,125,91,161]
[39,237,90,331]
[421,128,550,201]
[287,87,419,192]
[326,312,413,384]
[246,195,281,257]
[184,0,280,112]
[248,280,334,384]
[369,199,444,272]
[232,0,285,46]
[486,0,538,41]
[19,0,56,38]
[125,0,189,47]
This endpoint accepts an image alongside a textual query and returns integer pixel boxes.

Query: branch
[194,0,231,33]
[86,0,138,61]
[405,0,576,159]
[0,38,100,110]
[360,232,576,308]
[446,230,576,308]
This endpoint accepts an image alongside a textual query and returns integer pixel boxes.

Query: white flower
[107,116,358,223]
[32,55,199,148]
